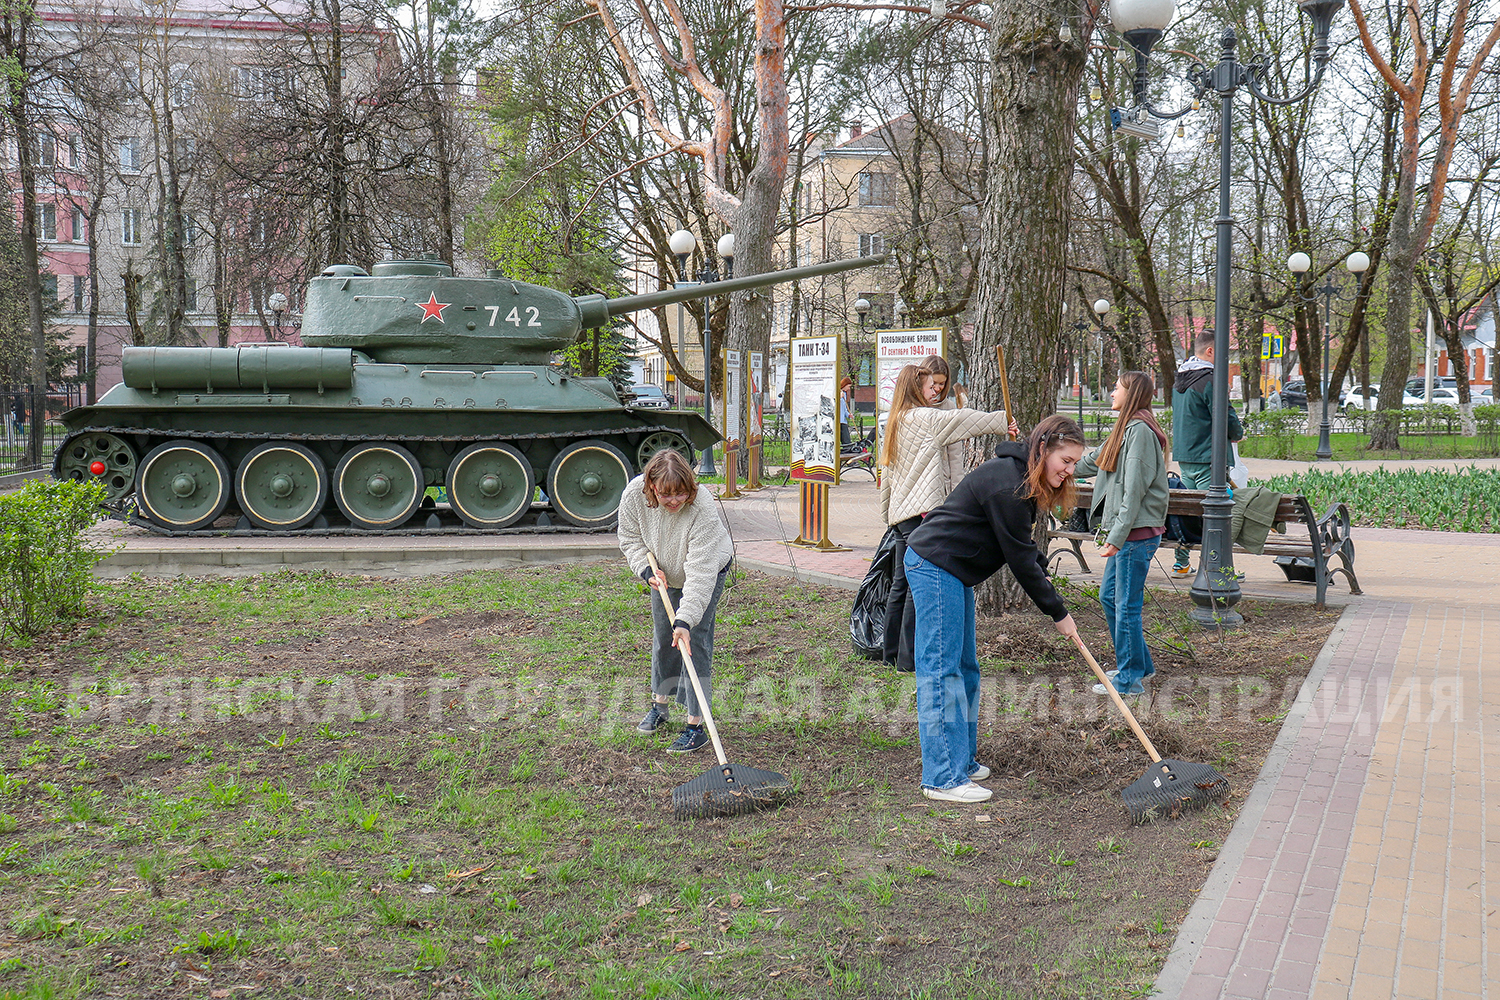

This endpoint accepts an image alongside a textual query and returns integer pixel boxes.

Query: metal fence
[2,384,87,472]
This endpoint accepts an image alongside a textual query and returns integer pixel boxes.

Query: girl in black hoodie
[903,415,1084,803]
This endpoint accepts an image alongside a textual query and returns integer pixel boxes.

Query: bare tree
[1346,0,1500,449]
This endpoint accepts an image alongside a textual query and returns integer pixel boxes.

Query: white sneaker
[923,782,993,803]
[969,764,992,781]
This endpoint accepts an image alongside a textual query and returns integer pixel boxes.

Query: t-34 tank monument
[53,254,881,533]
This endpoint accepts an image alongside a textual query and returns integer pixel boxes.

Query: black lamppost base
[1187,602,1244,629]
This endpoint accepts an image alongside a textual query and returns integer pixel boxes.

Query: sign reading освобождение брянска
[876,327,945,460]
[789,335,840,485]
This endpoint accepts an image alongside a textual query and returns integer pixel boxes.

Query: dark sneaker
[637,703,670,733]
[667,724,709,753]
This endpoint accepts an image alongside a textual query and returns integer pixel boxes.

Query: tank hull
[55,363,718,534]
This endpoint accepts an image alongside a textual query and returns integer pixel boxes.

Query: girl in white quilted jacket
[879,365,1016,669]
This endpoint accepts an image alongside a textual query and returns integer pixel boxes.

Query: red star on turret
[417,293,450,322]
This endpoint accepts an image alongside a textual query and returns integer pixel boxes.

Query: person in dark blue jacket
[903,415,1083,804]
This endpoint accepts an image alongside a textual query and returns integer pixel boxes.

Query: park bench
[1044,484,1362,609]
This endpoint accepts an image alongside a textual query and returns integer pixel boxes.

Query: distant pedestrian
[616,449,735,753]
[1171,328,1243,576]
[839,376,854,447]
[10,395,25,438]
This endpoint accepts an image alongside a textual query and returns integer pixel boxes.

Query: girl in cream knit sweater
[878,365,1016,669]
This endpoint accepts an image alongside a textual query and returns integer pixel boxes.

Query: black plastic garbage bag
[851,525,903,659]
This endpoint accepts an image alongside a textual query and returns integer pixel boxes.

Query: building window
[238,66,283,100]
[858,171,894,207]
[249,204,269,246]
[858,233,885,257]
[73,275,86,313]
[37,203,56,242]
[122,208,142,245]
[119,136,142,172]
[71,207,85,243]
[181,213,198,246]
[185,276,199,312]
[170,66,194,108]
[33,134,57,169]
[67,135,81,169]
[42,275,58,302]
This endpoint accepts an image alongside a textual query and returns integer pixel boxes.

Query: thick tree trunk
[6,73,47,467]
[1371,164,1417,450]
[973,6,1088,613]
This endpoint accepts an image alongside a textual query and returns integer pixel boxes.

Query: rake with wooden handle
[647,553,792,820]
[994,344,1016,440]
[1070,632,1230,823]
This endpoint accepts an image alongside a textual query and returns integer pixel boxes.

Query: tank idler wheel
[636,431,693,471]
[136,439,231,530]
[58,432,138,501]
[446,442,535,529]
[333,442,424,530]
[546,439,632,528]
[237,442,328,530]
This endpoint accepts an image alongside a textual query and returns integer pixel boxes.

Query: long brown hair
[641,449,698,508]
[880,364,929,468]
[1095,370,1164,473]
[917,355,951,403]
[1024,414,1086,513]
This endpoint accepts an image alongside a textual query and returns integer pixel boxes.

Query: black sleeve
[640,567,654,583]
[981,487,1068,621]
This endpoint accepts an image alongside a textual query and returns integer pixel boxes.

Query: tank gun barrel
[576,253,888,328]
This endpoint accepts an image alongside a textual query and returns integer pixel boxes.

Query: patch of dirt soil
[0,569,1340,999]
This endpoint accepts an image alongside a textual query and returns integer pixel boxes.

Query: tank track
[65,422,690,535]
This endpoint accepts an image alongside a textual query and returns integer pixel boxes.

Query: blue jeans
[904,548,981,791]
[650,564,729,717]
[1100,537,1156,687]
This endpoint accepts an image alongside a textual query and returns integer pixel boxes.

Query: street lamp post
[695,250,722,476]
[267,291,288,340]
[1114,0,1342,628]
[1071,298,1112,434]
[1288,251,1370,461]
[667,229,697,412]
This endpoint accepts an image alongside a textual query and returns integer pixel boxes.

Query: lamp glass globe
[1109,0,1176,33]
[716,233,735,258]
[1287,252,1312,274]
[855,298,871,315]
[668,229,696,256]
[1093,298,1111,317]
[1346,251,1370,274]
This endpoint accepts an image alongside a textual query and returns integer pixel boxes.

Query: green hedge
[1253,466,1500,533]
[0,479,110,640]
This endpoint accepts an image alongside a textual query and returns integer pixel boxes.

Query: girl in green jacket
[1073,371,1169,696]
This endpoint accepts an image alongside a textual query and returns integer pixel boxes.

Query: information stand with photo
[787,335,847,551]
[746,350,766,490]
[719,349,743,499]
[875,327,946,462]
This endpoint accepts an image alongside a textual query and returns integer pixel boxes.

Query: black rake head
[1121,759,1231,825]
[672,762,794,820]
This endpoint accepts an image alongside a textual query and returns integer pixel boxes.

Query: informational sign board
[789,335,841,484]
[875,327,946,461]
[721,349,743,448]
[746,350,766,489]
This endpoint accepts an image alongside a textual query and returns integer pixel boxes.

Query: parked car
[1480,388,1494,404]
[1404,376,1458,399]
[1270,379,1346,411]
[1344,382,1431,415]
[627,384,672,409]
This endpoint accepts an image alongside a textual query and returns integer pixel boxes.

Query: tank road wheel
[236,442,329,530]
[136,439,231,530]
[546,439,632,528]
[332,442,424,530]
[636,431,693,471]
[57,433,138,501]
[446,443,535,529]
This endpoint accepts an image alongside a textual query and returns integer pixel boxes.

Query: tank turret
[298,255,885,365]
[55,254,883,534]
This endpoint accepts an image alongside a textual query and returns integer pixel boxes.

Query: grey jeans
[650,563,730,718]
